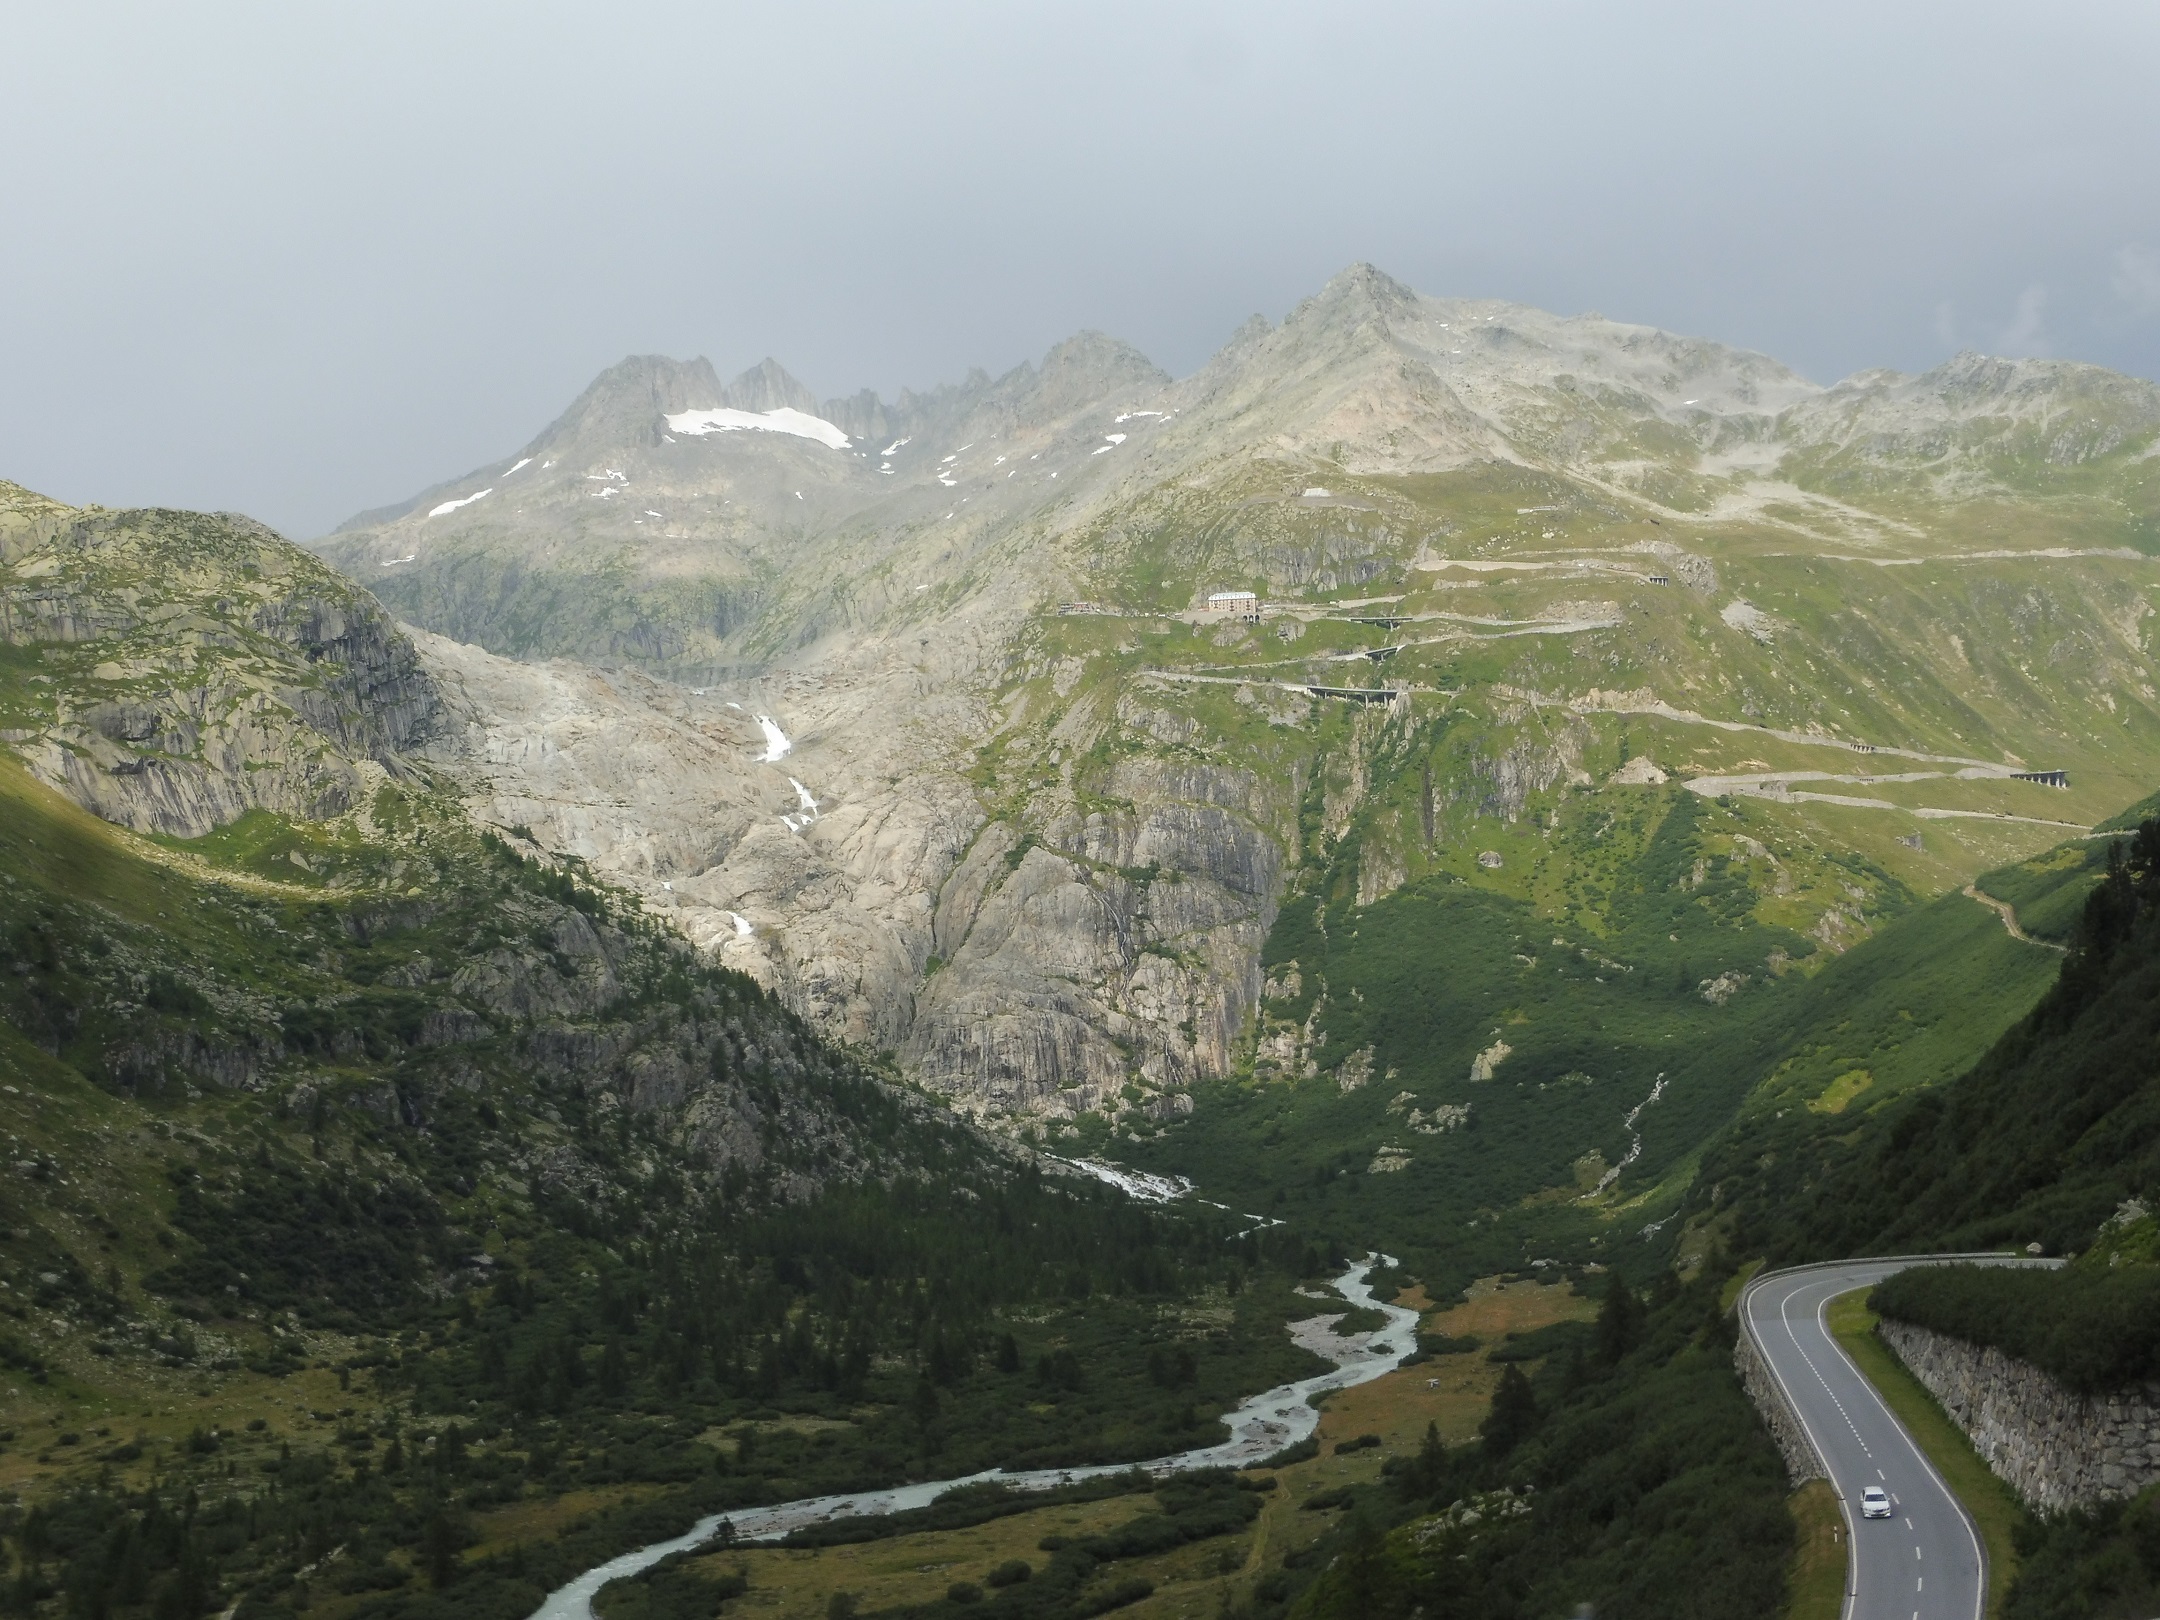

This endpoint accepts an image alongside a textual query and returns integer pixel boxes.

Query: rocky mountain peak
[1287,262,1424,333]
[0,478,82,560]
[722,357,823,416]
[1030,331,1172,415]
[533,353,726,451]
[1921,350,2160,418]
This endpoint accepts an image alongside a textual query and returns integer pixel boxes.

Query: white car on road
[1860,1486,1893,1520]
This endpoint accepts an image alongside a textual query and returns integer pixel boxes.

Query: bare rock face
[410,616,1293,1123]
[905,760,1287,1118]
[298,260,2160,1130]
[0,483,439,837]
[411,623,991,1056]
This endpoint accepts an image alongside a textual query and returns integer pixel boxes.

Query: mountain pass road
[1741,1257,2055,1620]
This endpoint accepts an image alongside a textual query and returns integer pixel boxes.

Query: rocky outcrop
[411,617,1300,1125]
[290,264,2160,1129]
[1,486,438,836]
[905,778,1284,1116]
[1877,1319,2160,1511]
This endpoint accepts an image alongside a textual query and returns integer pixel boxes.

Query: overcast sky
[5,2,2159,537]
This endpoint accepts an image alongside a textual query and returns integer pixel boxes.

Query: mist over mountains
[10,257,2160,1620]
[304,263,2160,1128]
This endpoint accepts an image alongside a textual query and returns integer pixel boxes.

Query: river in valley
[529,1254,1421,1620]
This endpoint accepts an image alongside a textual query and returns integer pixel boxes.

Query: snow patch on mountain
[427,489,491,518]
[665,406,852,450]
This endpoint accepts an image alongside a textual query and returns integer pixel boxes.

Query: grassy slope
[0,752,1330,1620]
[1117,785,2074,1296]
[1705,819,2160,1265]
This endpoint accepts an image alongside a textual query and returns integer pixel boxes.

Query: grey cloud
[2115,247,2160,316]
[1997,286,2052,357]
[1,1,2157,536]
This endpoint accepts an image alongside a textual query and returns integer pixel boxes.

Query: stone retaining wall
[1735,1328,1825,1486]
[1877,1319,2160,1512]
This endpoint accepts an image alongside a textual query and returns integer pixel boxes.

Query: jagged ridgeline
[0,483,1326,1620]
[307,264,2160,1171]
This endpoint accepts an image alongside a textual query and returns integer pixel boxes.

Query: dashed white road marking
[1757,1267,1995,1620]
[1785,1314,1875,1458]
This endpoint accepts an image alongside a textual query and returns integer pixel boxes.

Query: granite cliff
[1,482,439,838]
[308,264,2160,1132]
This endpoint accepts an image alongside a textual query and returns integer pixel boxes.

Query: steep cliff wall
[1,484,439,836]
[298,271,2160,1130]
[1879,1319,2160,1510]
[905,754,1289,1118]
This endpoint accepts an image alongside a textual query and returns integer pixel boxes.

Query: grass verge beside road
[1826,1290,2030,1620]
[1780,1478,1847,1620]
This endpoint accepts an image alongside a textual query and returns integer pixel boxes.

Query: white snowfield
[426,489,491,518]
[664,406,852,450]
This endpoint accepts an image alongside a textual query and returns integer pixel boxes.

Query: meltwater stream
[529,1254,1419,1620]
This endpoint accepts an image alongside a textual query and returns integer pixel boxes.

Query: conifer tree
[1480,1363,1538,1457]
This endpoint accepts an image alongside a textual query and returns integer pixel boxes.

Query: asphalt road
[1741,1259,2031,1620]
